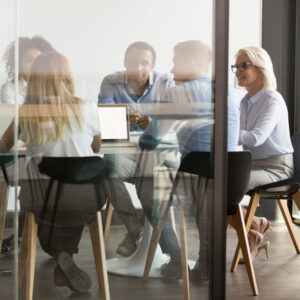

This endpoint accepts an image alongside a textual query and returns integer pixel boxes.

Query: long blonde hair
[20,52,83,144]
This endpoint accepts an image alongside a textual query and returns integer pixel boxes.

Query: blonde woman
[0,52,102,292]
[231,46,294,258]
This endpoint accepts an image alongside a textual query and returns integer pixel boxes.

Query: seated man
[98,41,174,130]
[139,40,240,279]
[98,41,182,277]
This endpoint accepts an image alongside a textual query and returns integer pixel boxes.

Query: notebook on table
[98,104,137,147]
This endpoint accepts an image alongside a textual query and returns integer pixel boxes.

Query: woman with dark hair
[1,35,55,104]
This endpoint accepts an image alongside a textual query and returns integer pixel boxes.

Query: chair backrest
[0,155,14,167]
[227,151,252,214]
[178,152,213,178]
[177,151,251,214]
[291,133,300,175]
[38,156,111,184]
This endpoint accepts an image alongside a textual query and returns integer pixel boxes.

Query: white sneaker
[116,231,143,257]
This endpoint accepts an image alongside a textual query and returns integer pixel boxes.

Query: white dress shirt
[239,88,293,160]
[0,78,27,104]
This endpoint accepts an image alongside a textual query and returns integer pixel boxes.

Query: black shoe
[1,234,20,256]
[160,260,182,279]
[189,260,208,282]
[54,251,91,292]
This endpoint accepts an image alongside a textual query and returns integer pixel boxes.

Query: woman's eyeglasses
[231,62,254,73]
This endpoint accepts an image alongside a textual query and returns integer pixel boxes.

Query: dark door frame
[211,0,229,299]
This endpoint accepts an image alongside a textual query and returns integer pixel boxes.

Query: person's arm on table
[139,118,174,150]
[137,115,152,131]
[129,109,141,129]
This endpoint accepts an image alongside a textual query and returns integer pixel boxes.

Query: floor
[1,220,300,299]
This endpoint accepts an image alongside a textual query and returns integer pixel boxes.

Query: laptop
[98,104,137,147]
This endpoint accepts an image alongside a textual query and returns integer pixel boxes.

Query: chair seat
[251,175,300,199]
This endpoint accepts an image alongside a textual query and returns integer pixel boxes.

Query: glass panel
[0,0,224,299]
[0,1,19,299]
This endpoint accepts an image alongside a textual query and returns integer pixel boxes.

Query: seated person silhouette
[139,40,240,279]
[98,41,181,277]
[0,52,106,292]
[229,46,294,261]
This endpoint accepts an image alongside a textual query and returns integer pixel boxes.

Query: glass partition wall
[0,0,264,299]
[0,1,19,299]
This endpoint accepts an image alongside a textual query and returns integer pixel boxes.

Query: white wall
[229,0,262,94]
[0,0,261,102]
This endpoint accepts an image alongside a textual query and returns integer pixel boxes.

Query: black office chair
[143,151,258,298]
[231,133,300,271]
[18,156,111,300]
[0,156,13,185]
[0,156,14,253]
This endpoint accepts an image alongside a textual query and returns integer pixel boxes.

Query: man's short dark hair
[124,41,156,65]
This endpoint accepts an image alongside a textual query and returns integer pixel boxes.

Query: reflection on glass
[0,0,257,299]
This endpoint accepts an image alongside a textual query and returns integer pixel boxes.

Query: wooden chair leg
[178,206,190,300]
[143,201,170,281]
[232,204,258,296]
[25,213,38,300]
[231,192,260,272]
[170,206,177,238]
[18,213,29,286]
[0,181,9,252]
[104,201,114,243]
[89,211,110,300]
[277,199,300,253]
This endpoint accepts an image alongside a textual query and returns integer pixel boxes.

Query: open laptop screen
[97,105,129,141]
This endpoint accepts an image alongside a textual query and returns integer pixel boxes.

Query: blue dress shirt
[98,70,174,131]
[139,75,240,160]
[98,70,174,109]
[239,88,293,160]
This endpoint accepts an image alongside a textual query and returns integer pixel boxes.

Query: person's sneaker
[1,234,20,256]
[160,259,182,279]
[116,231,143,257]
[54,251,91,292]
[189,259,209,282]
